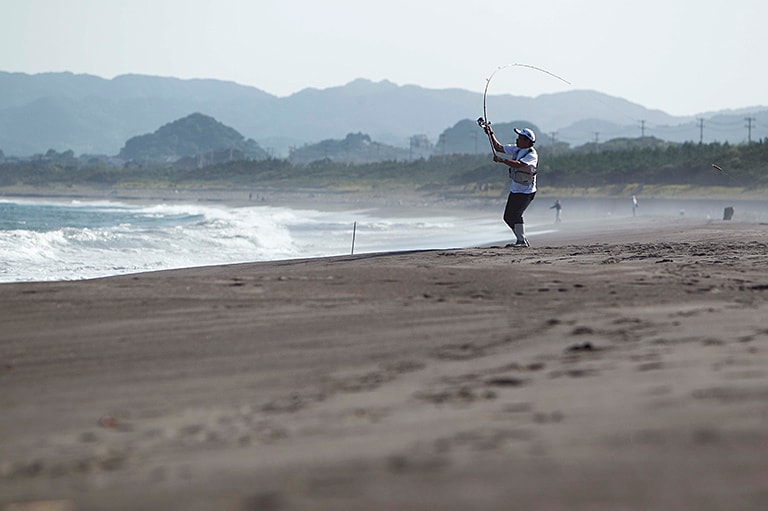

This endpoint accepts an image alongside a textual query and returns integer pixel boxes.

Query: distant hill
[0,71,766,157]
[290,133,404,164]
[118,113,268,162]
[436,119,545,156]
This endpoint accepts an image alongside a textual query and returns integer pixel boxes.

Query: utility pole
[593,132,600,152]
[640,120,646,138]
[698,118,705,144]
[745,117,755,144]
[550,132,557,155]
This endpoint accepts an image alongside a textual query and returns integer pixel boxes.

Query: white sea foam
[0,198,514,282]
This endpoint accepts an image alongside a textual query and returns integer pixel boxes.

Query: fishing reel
[477,117,493,135]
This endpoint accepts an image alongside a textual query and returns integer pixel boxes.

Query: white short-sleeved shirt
[501,145,538,194]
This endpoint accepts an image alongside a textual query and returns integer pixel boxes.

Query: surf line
[477,63,571,155]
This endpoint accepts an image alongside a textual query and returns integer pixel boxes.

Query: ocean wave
[0,198,511,282]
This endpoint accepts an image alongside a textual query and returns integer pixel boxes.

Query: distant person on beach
[632,195,638,216]
[550,199,562,223]
[482,125,538,247]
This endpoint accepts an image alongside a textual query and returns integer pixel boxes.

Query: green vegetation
[118,113,268,161]
[542,139,768,193]
[2,138,767,198]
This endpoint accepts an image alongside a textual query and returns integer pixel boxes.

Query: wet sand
[1,217,768,510]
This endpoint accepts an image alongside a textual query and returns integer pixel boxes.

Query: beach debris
[566,342,595,352]
[98,415,118,428]
[485,376,527,387]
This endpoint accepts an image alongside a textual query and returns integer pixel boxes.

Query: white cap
[514,127,536,143]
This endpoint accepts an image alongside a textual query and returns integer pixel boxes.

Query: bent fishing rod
[477,63,571,156]
[480,66,739,186]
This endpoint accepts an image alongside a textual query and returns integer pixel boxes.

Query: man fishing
[482,124,538,247]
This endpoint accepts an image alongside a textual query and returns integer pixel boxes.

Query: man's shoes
[505,240,530,248]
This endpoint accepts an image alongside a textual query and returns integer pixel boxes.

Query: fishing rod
[478,66,741,190]
[476,63,572,155]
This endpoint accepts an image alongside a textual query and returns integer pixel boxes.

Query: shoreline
[2,187,766,285]
[2,182,767,207]
[3,184,766,226]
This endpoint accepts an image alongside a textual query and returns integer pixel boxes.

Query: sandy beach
[1,209,768,510]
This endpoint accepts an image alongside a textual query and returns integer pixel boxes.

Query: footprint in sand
[431,341,489,361]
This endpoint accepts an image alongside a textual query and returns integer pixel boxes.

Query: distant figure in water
[481,124,538,247]
[632,195,638,217]
[550,199,562,223]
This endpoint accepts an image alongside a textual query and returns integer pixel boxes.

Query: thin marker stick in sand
[351,221,357,255]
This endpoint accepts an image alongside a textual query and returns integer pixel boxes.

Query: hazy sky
[2,0,765,116]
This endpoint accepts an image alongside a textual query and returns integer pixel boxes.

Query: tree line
[1,138,766,192]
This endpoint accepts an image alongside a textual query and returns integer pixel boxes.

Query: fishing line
[711,163,746,186]
[477,66,749,189]
[477,63,571,155]
[711,163,727,176]
[478,64,648,148]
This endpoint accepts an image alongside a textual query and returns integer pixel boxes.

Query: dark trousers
[503,192,536,229]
